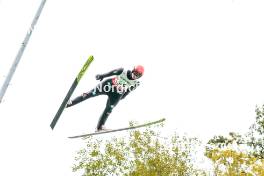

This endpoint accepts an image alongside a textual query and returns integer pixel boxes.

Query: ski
[68,118,165,139]
[0,0,47,103]
[50,55,94,130]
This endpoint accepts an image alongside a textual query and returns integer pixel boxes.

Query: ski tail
[50,55,94,130]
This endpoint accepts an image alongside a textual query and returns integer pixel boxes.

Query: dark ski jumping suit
[66,66,143,131]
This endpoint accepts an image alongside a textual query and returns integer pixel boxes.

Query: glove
[95,74,104,81]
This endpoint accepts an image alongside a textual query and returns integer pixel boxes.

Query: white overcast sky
[1,0,264,175]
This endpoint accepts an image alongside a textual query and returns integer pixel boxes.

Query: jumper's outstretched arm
[96,68,124,80]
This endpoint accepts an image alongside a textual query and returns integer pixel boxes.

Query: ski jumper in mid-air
[66,65,144,131]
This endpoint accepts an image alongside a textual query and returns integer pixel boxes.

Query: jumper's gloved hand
[95,74,104,81]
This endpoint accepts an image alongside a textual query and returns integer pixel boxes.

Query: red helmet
[132,65,144,78]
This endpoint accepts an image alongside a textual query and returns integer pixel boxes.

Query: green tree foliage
[206,105,264,175]
[247,105,264,158]
[73,123,206,176]
[206,148,264,175]
[207,105,264,159]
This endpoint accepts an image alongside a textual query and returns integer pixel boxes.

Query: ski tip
[155,118,165,123]
[88,55,94,61]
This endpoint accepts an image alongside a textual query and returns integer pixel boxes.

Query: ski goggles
[132,71,142,79]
